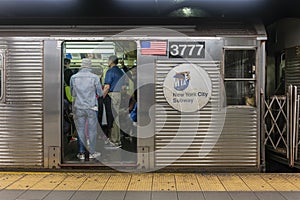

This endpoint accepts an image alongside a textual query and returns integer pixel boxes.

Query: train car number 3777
[169,41,205,58]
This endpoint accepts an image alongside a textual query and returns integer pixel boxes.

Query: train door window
[224,49,256,106]
[61,41,137,165]
[0,51,4,100]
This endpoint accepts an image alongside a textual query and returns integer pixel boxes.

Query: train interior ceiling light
[169,7,210,17]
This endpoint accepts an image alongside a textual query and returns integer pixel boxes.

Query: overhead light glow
[182,7,192,16]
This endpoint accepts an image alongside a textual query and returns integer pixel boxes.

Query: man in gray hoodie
[70,58,103,160]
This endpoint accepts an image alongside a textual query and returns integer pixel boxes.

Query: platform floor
[0,172,300,200]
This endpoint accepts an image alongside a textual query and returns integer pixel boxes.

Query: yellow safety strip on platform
[175,174,201,191]
[6,174,47,190]
[127,174,153,191]
[0,172,51,175]
[282,173,300,190]
[0,172,300,192]
[103,173,131,191]
[30,174,67,190]
[218,174,251,191]
[0,174,25,189]
[54,173,87,191]
[152,173,176,191]
[239,174,275,191]
[196,174,226,191]
[262,174,300,191]
[79,173,110,191]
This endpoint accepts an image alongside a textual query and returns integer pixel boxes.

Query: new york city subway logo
[173,71,190,91]
[163,64,212,112]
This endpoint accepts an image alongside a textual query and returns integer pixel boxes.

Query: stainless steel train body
[265,18,300,169]
[0,20,267,171]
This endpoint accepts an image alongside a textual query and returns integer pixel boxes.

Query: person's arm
[103,69,112,98]
[95,78,103,97]
[103,84,110,98]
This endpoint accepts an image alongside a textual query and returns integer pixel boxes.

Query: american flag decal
[140,40,167,55]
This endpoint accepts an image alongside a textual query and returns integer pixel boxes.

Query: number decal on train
[169,42,205,58]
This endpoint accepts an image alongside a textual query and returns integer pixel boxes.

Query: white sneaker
[104,142,121,149]
[114,143,122,148]
[77,153,84,160]
[89,152,101,159]
[105,138,115,145]
[104,138,110,145]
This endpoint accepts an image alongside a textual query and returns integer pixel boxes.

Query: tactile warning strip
[79,173,110,191]
[127,174,153,191]
[175,174,201,191]
[261,174,300,191]
[6,174,47,190]
[239,174,275,191]
[0,172,300,192]
[0,174,25,189]
[196,174,226,191]
[217,174,251,191]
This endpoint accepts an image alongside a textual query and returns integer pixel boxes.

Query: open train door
[60,40,138,168]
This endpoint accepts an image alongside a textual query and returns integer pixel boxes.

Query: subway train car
[0,19,267,171]
[265,18,300,169]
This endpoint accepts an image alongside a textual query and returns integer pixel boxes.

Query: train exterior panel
[0,38,44,167]
[0,21,267,171]
[266,19,300,168]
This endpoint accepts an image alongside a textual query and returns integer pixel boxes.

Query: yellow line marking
[54,174,87,191]
[239,174,275,191]
[6,174,47,190]
[196,174,226,191]
[30,174,67,190]
[79,173,110,191]
[128,174,153,191]
[152,173,176,191]
[152,183,176,191]
[0,174,25,190]
[175,174,201,191]
[281,173,300,190]
[262,174,300,191]
[217,174,251,191]
[0,172,52,175]
[103,174,131,191]
[0,173,300,192]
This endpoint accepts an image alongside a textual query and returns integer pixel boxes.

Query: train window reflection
[224,50,256,106]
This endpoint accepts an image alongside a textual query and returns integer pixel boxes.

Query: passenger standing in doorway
[103,55,124,147]
[64,58,75,103]
[70,58,103,160]
[63,58,77,142]
[64,58,73,86]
